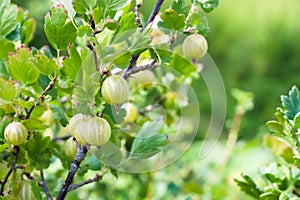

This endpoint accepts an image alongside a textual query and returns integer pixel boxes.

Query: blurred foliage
[207,0,300,139]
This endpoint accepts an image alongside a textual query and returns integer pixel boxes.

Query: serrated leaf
[130,117,168,159]
[63,44,82,81]
[72,0,97,14]
[0,38,15,61]
[186,5,210,35]
[6,47,40,85]
[294,112,300,129]
[280,86,300,120]
[0,78,17,104]
[198,0,219,13]
[0,0,18,39]
[172,0,189,16]
[72,74,100,114]
[234,173,263,199]
[31,51,58,76]
[24,133,52,170]
[50,104,68,126]
[52,0,76,18]
[20,18,36,45]
[159,9,186,31]
[99,0,128,11]
[44,5,77,50]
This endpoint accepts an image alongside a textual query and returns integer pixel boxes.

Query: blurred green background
[10,0,300,199]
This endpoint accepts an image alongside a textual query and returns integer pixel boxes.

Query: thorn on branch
[134,3,143,29]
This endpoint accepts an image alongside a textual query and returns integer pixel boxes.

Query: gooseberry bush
[0,0,219,199]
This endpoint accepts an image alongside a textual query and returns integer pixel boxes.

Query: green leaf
[20,18,36,45]
[44,5,77,50]
[172,0,189,16]
[50,104,68,126]
[159,9,186,31]
[0,38,15,61]
[52,0,76,18]
[85,155,102,170]
[280,85,300,120]
[170,53,196,76]
[0,78,17,106]
[110,168,118,179]
[186,5,210,35]
[31,51,58,76]
[63,44,82,81]
[102,105,126,124]
[23,119,48,130]
[234,173,264,199]
[24,133,52,170]
[130,117,168,159]
[0,143,9,153]
[98,0,129,11]
[198,0,219,13]
[30,181,42,200]
[104,19,119,30]
[294,112,300,129]
[72,74,100,114]
[6,47,40,85]
[266,121,284,135]
[128,30,152,55]
[73,0,97,14]
[112,12,137,44]
[0,0,18,39]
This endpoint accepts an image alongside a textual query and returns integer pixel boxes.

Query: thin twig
[0,146,19,196]
[68,173,102,191]
[39,170,52,200]
[122,0,165,78]
[124,60,157,79]
[56,145,89,200]
[25,77,57,119]
[87,41,99,72]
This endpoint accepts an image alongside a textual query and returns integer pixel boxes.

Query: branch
[87,41,99,72]
[68,173,102,192]
[0,146,19,196]
[56,145,89,200]
[39,170,52,200]
[25,77,57,119]
[145,0,165,28]
[123,60,157,79]
[122,0,165,78]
